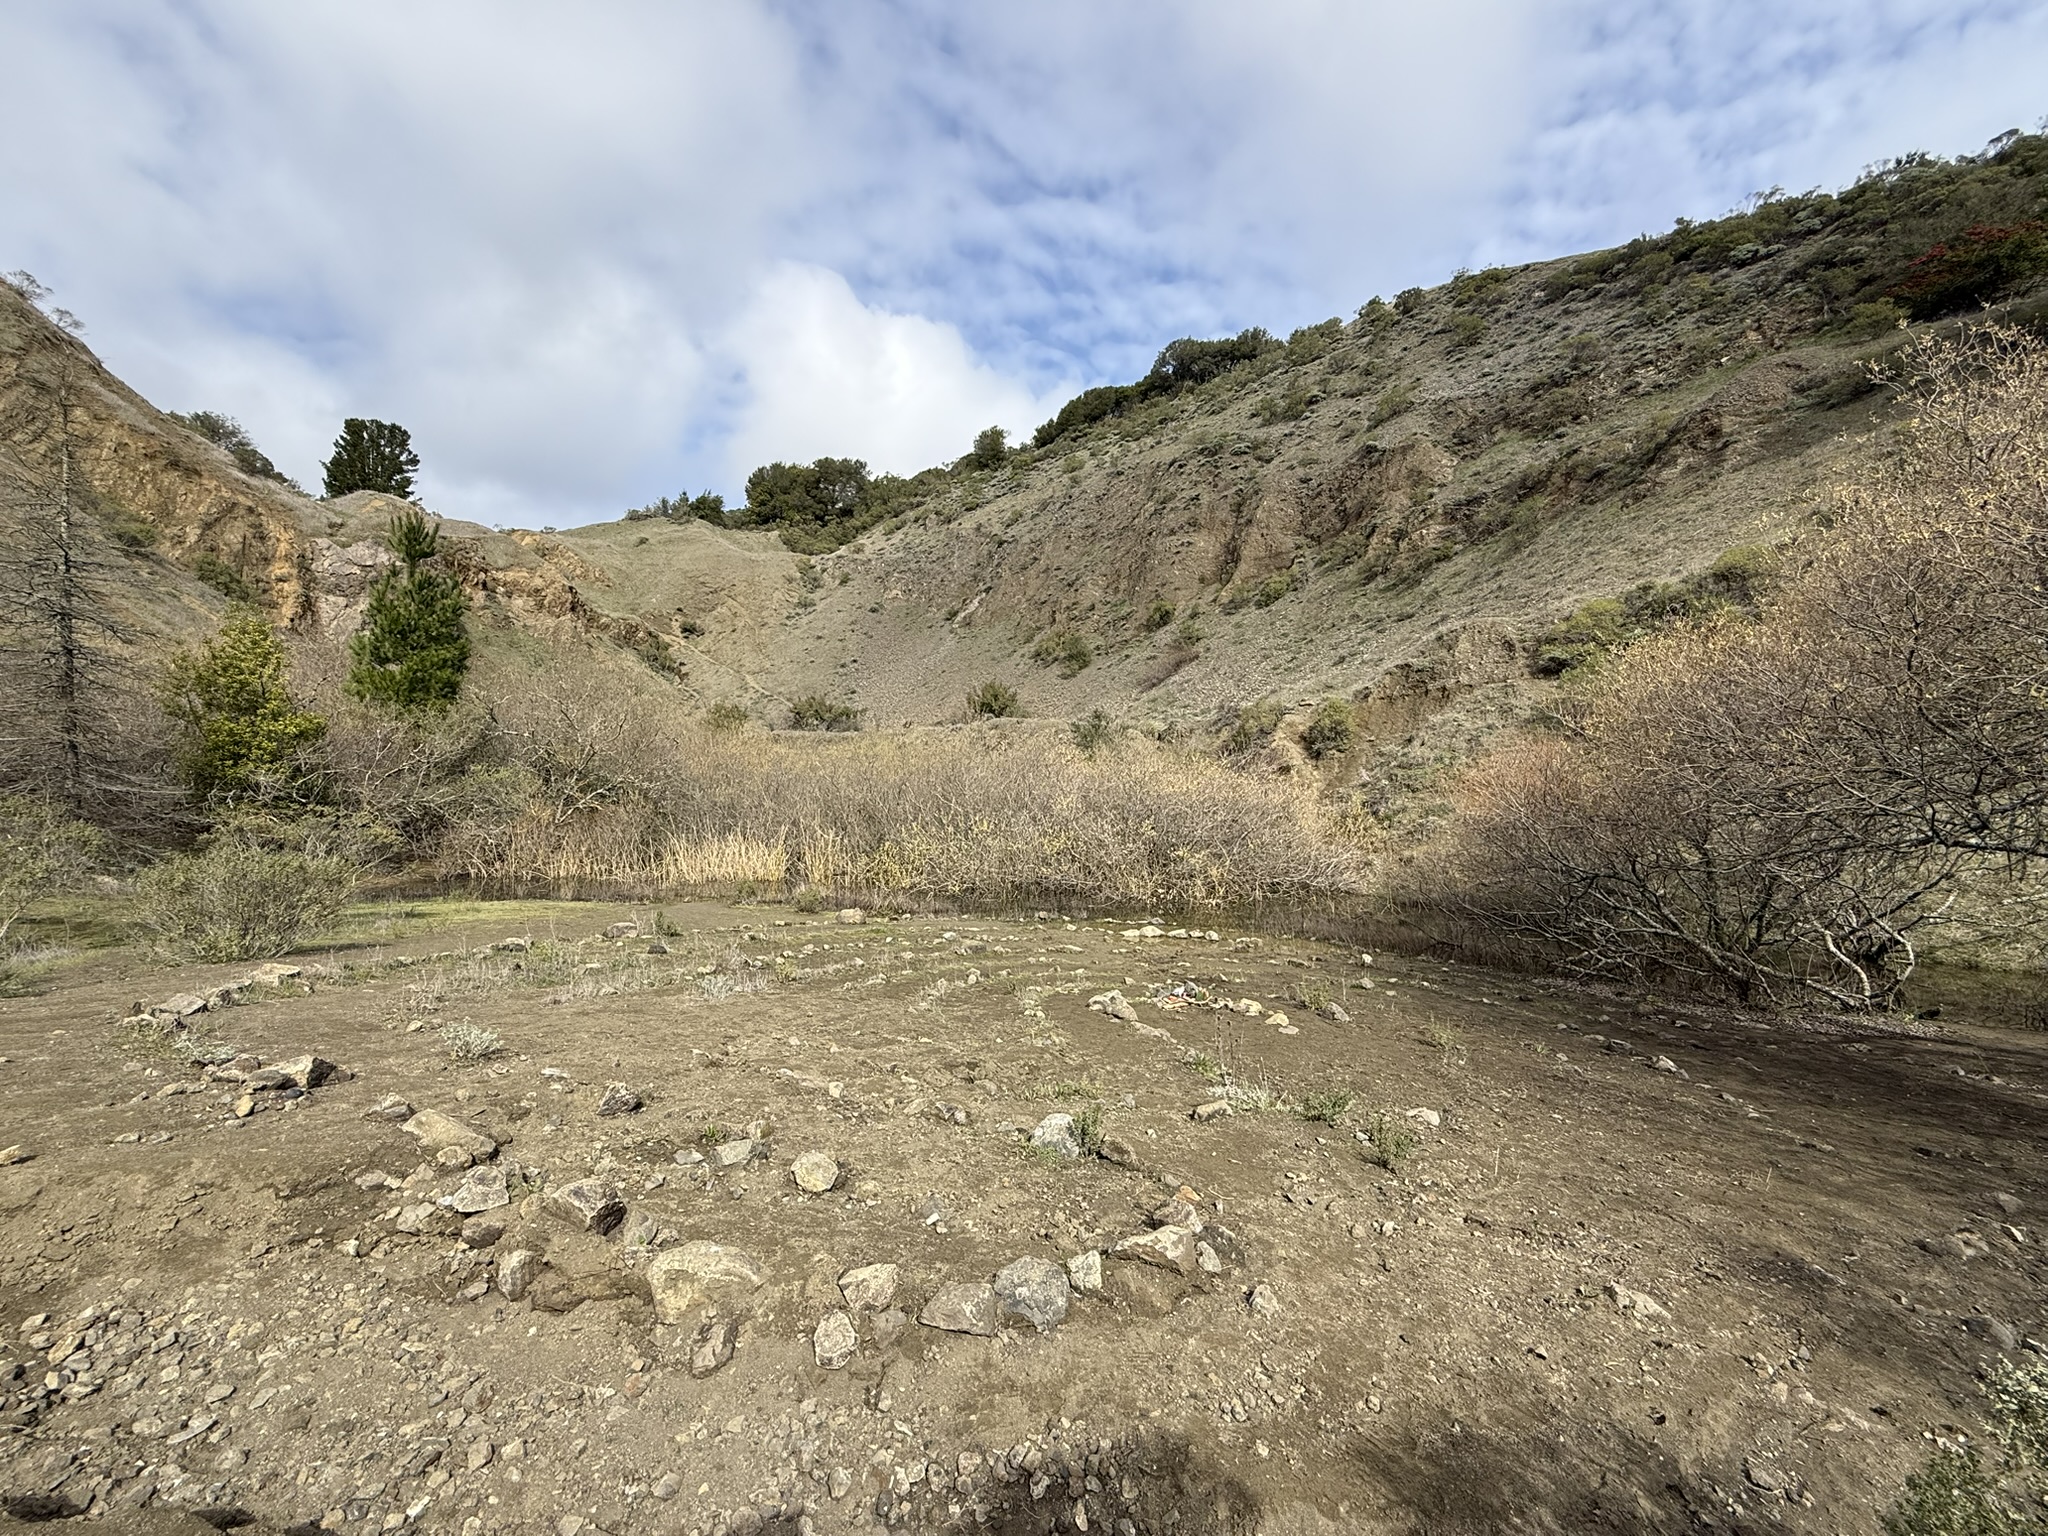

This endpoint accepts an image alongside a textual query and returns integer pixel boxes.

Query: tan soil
[1,902,2043,1535]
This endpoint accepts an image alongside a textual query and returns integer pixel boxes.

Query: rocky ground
[1,901,2043,1536]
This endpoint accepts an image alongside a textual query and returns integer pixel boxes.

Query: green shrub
[967,426,1009,471]
[1301,698,1357,760]
[1531,547,1780,677]
[1031,628,1092,677]
[1142,600,1176,632]
[322,418,418,499]
[705,700,750,731]
[1070,709,1116,754]
[1223,699,1287,756]
[1253,387,1315,426]
[1253,572,1293,608]
[967,680,1019,718]
[1363,1111,1417,1172]
[1070,1102,1105,1156]
[1369,384,1415,428]
[1449,313,1489,349]
[161,612,327,801]
[440,1020,502,1064]
[172,410,292,484]
[1885,1356,2048,1535]
[787,695,861,732]
[192,553,255,602]
[133,837,356,960]
[1840,299,1909,338]
[1393,288,1426,316]
[1297,1089,1353,1125]
[0,797,104,944]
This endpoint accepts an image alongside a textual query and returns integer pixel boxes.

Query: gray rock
[394,1203,439,1234]
[839,1263,900,1311]
[1029,1114,1081,1159]
[1089,990,1138,1023]
[1604,1282,1671,1322]
[273,1054,335,1089]
[1150,1197,1203,1232]
[918,1281,999,1336]
[603,920,639,939]
[459,1216,505,1250]
[1097,1135,1139,1167]
[435,1144,475,1170]
[368,1095,414,1123]
[1191,1100,1231,1122]
[1196,1242,1223,1275]
[1996,1193,2023,1215]
[596,1083,642,1117]
[813,1310,858,1368]
[712,1137,763,1169]
[1113,1224,1198,1274]
[992,1256,1070,1331]
[441,1164,511,1214]
[836,907,865,925]
[792,1151,840,1193]
[1326,1003,1351,1024]
[689,1315,739,1377]
[161,993,208,1017]
[546,1179,625,1235]
[401,1108,497,1159]
[497,1250,540,1300]
[1065,1250,1103,1295]
[1964,1315,2020,1352]
[1247,1282,1280,1317]
[646,1242,767,1324]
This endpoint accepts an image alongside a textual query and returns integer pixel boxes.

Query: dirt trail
[1,902,2042,1535]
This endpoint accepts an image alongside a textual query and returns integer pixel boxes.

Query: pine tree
[160,612,327,803]
[346,508,469,710]
[321,418,419,499]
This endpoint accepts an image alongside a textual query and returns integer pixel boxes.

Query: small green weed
[1363,1111,1418,1172]
[1297,1089,1354,1125]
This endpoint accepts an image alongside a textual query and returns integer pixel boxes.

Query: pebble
[0,1145,31,1166]
[813,1310,859,1368]
[992,1256,1071,1331]
[792,1151,841,1194]
[1604,1282,1672,1322]
[839,1263,900,1311]
[1196,1242,1224,1275]
[460,1217,506,1250]
[919,1282,1000,1336]
[368,1096,414,1123]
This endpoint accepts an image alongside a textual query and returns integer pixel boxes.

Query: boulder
[546,1179,625,1235]
[497,1250,540,1300]
[992,1257,1070,1331]
[813,1310,858,1368]
[1113,1224,1199,1275]
[791,1152,840,1194]
[161,993,208,1018]
[918,1282,999,1337]
[645,1242,767,1324]
[1028,1114,1081,1159]
[1088,990,1138,1023]
[401,1109,497,1160]
[838,1263,900,1312]
[596,1083,642,1117]
[441,1164,511,1215]
[272,1055,335,1090]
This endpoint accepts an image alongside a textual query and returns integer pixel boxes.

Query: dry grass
[427,650,1363,908]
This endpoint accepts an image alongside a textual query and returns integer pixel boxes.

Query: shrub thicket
[787,695,861,732]
[966,681,1019,718]
[1300,699,1357,760]
[1031,329,1281,449]
[0,797,103,943]
[133,834,356,960]
[1030,628,1092,677]
[171,411,293,485]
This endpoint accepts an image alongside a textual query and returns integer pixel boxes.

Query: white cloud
[719,264,1071,481]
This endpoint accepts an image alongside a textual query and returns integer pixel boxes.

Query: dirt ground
[1,899,2043,1536]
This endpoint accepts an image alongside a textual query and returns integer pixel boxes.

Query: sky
[2,1,2045,529]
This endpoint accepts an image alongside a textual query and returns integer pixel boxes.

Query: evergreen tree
[160,612,326,802]
[321,418,420,499]
[346,508,469,710]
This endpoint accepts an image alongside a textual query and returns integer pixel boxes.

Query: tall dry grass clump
[342,644,1360,909]
[1415,324,2048,1007]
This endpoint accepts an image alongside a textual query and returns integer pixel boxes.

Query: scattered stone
[1113,1225,1198,1275]
[689,1314,739,1377]
[712,1137,763,1169]
[1326,1003,1351,1024]
[1652,1056,1679,1073]
[792,1151,841,1193]
[1996,1193,2023,1215]
[1029,1114,1082,1159]
[839,1263,901,1311]
[459,1216,505,1250]
[273,1054,335,1089]
[603,920,638,939]
[919,1282,1000,1336]
[646,1242,768,1324]
[401,1109,497,1160]
[596,1083,642,1117]
[1150,1196,1203,1232]
[1918,1231,1992,1261]
[435,1144,474,1170]
[1088,990,1138,1023]
[546,1179,626,1235]
[1248,1283,1280,1317]
[836,907,865,925]
[442,1164,511,1214]
[394,1203,440,1235]
[497,1250,540,1301]
[1192,1101,1231,1122]
[0,1145,31,1166]
[161,993,208,1017]
[368,1096,413,1123]
[1604,1282,1672,1323]
[1964,1315,2020,1352]
[1196,1242,1224,1275]
[1066,1251,1104,1295]
[652,1474,680,1501]
[1743,1459,1789,1494]
[1406,1107,1442,1129]
[992,1256,1071,1331]
[1097,1135,1139,1167]
[813,1310,858,1368]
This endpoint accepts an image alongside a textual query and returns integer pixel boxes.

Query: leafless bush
[1416,324,2048,1009]
[133,835,357,960]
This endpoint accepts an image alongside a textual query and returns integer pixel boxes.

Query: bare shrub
[133,836,356,960]
[1418,324,2048,1008]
